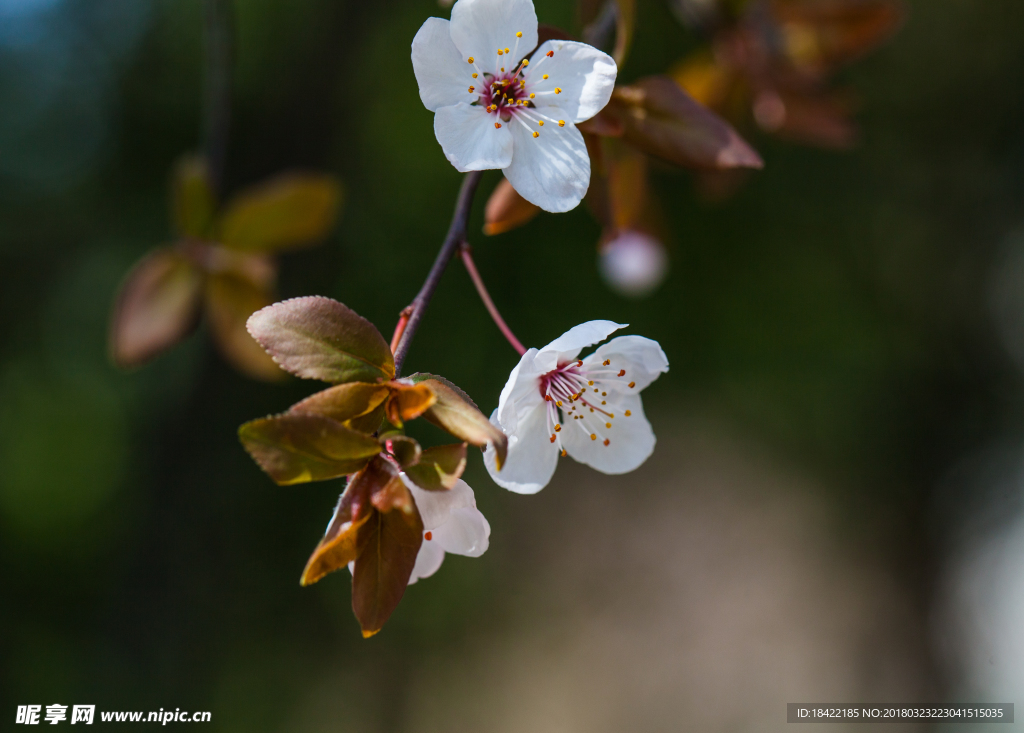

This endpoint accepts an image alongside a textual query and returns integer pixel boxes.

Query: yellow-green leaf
[219,173,342,253]
[205,270,286,382]
[238,413,381,485]
[404,443,467,492]
[290,382,391,423]
[172,155,217,239]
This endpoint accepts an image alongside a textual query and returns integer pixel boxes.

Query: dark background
[2,0,1024,729]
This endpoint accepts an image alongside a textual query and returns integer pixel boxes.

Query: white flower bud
[599,230,668,298]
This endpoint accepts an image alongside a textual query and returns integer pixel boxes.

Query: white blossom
[484,321,669,493]
[412,0,617,212]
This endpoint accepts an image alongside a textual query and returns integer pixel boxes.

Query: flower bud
[598,230,668,298]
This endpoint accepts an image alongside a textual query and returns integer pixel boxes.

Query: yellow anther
[590,434,597,441]
[532,131,539,138]
[561,449,567,457]
[605,422,612,429]
[497,49,503,56]
[494,122,502,128]
[555,87,562,94]
[603,360,610,366]
[504,47,510,54]
[601,401,606,405]
[588,380,594,385]
[472,72,478,78]
[558,120,565,127]
[625,410,632,416]
[542,74,549,79]
[554,424,561,432]
[601,391,607,396]
[523,59,529,65]
[501,67,505,72]
[629,381,636,388]
[516,31,523,37]
[468,57,474,63]
[603,438,610,446]
[556,400,563,407]
[589,408,595,413]
[529,93,535,99]
[539,120,544,126]
[468,86,475,92]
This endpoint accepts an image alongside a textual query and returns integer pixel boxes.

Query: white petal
[586,335,669,392]
[435,102,514,172]
[525,40,617,122]
[433,506,490,557]
[534,320,625,371]
[562,393,655,474]
[408,539,446,584]
[494,348,544,429]
[502,111,590,212]
[412,18,478,112]
[404,476,476,531]
[449,0,538,73]
[484,406,559,494]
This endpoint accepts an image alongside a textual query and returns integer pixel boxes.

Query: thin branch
[203,0,233,197]
[460,244,526,356]
[392,170,484,377]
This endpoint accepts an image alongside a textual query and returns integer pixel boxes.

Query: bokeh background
[2,0,1024,730]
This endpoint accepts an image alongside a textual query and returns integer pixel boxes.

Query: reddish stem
[390,306,413,355]
[460,244,527,356]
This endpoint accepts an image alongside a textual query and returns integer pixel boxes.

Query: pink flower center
[538,358,636,451]
[479,71,530,119]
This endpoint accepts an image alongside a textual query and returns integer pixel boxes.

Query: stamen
[554,424,561,432]
[602,392,607,396]
[543,74,549,79]
[516,31,523,37]
[539,120,544,126]
[494,122,502,128]
[625,410,632,416]
[472,72,478,78]
[560,449,567,457]
[556,400,563,407]
[601,401,606,405]
[603,439,610,446]
[605,422,612,428]
[555,87,562,94]
[577,360,583,366]
[558,120,565,127]
[522,58,529,65]
[590,434,597,440]
[532,131,539,138]
[546,50,553,57]
[618,370,626,377]
[504,47,510,54]
[468,86,475,93]
[529,93,535,99]
[425,531,433,540]
[497,49,503,56]
[629,382,636,388]
[603,360,610,366]
[588,380,594,385]
[549,434,556,443]
[467,57,474,63]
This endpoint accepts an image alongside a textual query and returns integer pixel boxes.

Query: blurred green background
[3,0,1024,729]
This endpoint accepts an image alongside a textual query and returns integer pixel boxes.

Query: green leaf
[219,173,343,253]
[300,474,374,587]
[172,155,217,239]
[605,77,764,170]
[384,434,422,468]
[345,401,387,435]
[404,443,467,492]
[246,296,395,383]
[205,270,286,382]
[109,247,203,368]
[408,374,508,470]
[290,382,391,423]
[238,412,381,485]
[352,500,423,638]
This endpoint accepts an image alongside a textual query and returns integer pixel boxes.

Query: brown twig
[392,170,484,377]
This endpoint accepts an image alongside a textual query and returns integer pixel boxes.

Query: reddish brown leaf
[290,382,391,423]
[384,380,437,427]
[300,475,375,586]
[384,434,422,469]
[605,76,764,170]
[483,179,541,236]
[246,296,395,384]
[109,247,203,368]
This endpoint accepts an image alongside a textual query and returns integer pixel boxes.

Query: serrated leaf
[384,380,436,428]
[247,296,395,383]
[404,443,467,492]
[109,247,203,368]
[173,155,217,239]
[290,382,391,423]
[238,413,381,485]
[300,474,375,586]
[352,501,423,638]
[407,374,507,470]
[345,401,387,435]
[605,76,763,170]
[219,173,342,253]
[205,271,286,382]
[484,178,540,236]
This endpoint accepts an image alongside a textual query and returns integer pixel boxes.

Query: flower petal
[534,320,626,371]
[403,476,476,530]
[502,111,590,212]
[412,18,478,112]
[485,404,559,494]
[435,102,514,172]
[408,539,446,584]
[494,348,544,428]
[432,506,490,557]
[449,0,538,73]
[526,40,617,123]
[562,393,655,474]
[586,335,669,392]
